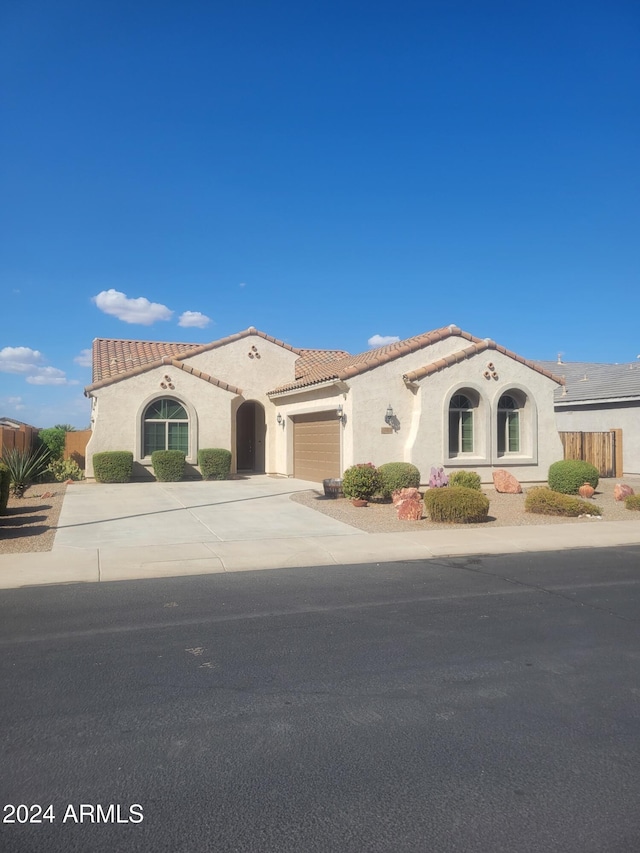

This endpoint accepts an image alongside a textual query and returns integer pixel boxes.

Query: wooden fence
[64,429,92,470]
[0,424,38,455]
[559,429,623,478]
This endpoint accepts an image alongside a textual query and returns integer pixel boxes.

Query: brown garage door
[293,412,341,482]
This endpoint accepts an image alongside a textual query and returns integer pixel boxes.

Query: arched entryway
[236,400,266,473]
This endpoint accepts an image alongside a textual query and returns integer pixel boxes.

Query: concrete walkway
[1,476,640,589]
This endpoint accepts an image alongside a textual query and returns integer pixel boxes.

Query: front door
[236,401,265,472]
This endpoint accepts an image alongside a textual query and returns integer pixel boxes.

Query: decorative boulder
[614,484,635,502]
[492,469,522,494]
[396,498,423,520]
[578,483,595,499]
[391,487,421,506]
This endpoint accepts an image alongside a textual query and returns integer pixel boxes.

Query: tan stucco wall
[271,340,564,484]
[86,332,564,483]
[340,347,563,483]
[86,334,299,477]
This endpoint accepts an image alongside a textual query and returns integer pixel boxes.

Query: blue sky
[2,0,639,428]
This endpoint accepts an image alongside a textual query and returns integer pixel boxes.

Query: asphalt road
[1,546,640,853]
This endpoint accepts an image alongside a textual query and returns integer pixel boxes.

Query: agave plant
[1,445,52,497]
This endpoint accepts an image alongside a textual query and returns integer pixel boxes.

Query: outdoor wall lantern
[276,413,285,428]
[384,404,400,431]
[336,405,346,425]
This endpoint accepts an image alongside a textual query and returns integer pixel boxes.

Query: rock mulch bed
[0,483,70,554]
[290,477,640,535]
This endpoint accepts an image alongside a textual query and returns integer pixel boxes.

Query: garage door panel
[293,412,341,481]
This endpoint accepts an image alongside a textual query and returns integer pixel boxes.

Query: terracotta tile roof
[295,349,351,379]
[87,327,302,392]
[268,325,476,394]
[403,340,566,386]
[91,337,200,383]
[86,356,243,395]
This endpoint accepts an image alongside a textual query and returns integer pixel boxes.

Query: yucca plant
[1,445,52,497]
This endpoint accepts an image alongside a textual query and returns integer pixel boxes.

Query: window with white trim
[497,394,521,455]
[143,398,188,456]
[449,393,474,455]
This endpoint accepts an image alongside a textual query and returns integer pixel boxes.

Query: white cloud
[93,289,173,325]
[368,334,401,348]
[26,367,78,386]
[0,346,76,385]
[178,311,211,329]
[74,348,93,367]
[0,346,45,374]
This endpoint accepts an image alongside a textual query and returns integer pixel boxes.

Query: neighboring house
[84,324,565,483]
[535,359,640,475]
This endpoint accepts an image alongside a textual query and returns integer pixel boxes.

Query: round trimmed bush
[448,470,482,491]
[625,494,640,511]
[378,462,421,499]
[548,460,599,495]
[342,463,381,501]
[0,461,10,514]
[423,486,490,523]
[151,450,186,482]
[198,448,232,480]
[93,451,133,483]
[525,487,602,516]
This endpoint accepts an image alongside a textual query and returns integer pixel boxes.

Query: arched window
[449,393,474,455]
[143,398,188,456]
[497,394,520,454]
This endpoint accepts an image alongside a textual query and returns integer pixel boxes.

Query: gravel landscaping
[0,483,70,554]
[0,476,638,555]
[291,476,640,534]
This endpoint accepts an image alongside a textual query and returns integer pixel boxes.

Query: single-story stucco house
[84,324,565,483]
[535,358,640,475]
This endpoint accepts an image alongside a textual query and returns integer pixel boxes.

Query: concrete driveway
[53,476,360,550]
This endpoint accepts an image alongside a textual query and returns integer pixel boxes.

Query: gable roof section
[87,327,303,393]
[91,337,200,384]
[268,325,520,394]
[86,357,243,395]
[534,360,640,403]
[404,340,565,386]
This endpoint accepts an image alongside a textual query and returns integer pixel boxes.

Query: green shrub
[448,470,482,491]
[151,450,186,482]
[198,448,232,480]
[1,445,52,497]
[548,460,599,494]
[0,462,10,514]
[38,427,67,461]
[625,494,640,511]
[93,451,133,483]
[342,463,381,500]
[378,462,421,499]
[525,487,602,517]
[423,486,490,523]
[46,458,84,482]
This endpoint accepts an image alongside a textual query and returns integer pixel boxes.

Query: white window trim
[492,384,538,465]
[135,392,199,466]
[443,383,490,467]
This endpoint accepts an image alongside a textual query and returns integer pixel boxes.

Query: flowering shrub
[428,466,449,488]
[342,463,381,500]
